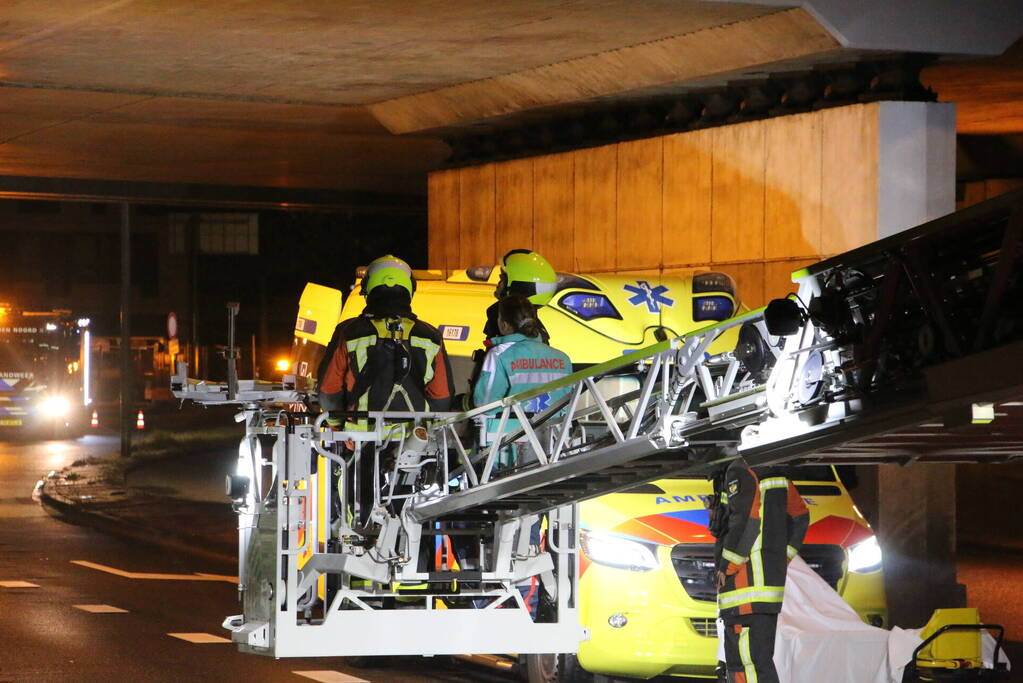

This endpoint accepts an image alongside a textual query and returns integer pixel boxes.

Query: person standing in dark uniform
[481,249,557,341]
[711,456,809,683]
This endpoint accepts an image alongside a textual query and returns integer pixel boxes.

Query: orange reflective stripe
[787,481,809,516]
[434,534,457,571]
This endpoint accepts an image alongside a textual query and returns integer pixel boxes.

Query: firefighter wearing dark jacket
[481,249,557,341]
[710,457,809,683]
[317,255,454,524]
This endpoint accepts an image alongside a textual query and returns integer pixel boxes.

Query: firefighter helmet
[498,249,557,306]
[363,255,414,296]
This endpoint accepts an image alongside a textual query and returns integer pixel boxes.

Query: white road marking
[71,560,237,583]
[0,581,39,588]
[293,672,370,683]
[168,632,232,644]
[73,604,128,613]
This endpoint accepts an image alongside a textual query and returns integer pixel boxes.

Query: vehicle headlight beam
[39,395,70,418]
[847,536,883,574]
[581,531,659,571]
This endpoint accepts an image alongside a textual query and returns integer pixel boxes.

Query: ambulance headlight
[581,531,659,571]
[39,395,71,418]
[693,295,734,322]
[847,536,883,574]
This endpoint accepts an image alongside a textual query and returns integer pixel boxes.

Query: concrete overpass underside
[0,1,1021,207]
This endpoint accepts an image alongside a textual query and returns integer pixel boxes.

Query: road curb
[39,477,237,568]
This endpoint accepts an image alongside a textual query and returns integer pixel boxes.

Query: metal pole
[119,203,132,458]
[258,275,267,381]
[226,302,239,400]
[188,214,199,376]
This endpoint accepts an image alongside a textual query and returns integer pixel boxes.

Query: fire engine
[172,190,1022,680]
[0,305,91,435]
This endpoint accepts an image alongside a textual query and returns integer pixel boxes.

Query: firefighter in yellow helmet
[317,255,454,526]
[319,254,454,417]
[466,250,558,404]
[482,249,557,341]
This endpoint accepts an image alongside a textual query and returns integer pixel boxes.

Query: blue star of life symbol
[623,281,674,313]
[526,392,552,413]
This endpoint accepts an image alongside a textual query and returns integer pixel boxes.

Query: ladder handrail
[433,305,768,428]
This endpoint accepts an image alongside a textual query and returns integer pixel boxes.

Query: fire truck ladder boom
[408,188,1023,521]
[407,308,762,522]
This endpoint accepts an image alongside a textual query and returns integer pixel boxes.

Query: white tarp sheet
[774,556,919,682]
[716,556,1010,682]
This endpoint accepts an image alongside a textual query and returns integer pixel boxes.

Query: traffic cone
[136,410,145,430]
[90,410,99,428]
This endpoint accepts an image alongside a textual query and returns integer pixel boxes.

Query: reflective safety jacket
[714,459,809,619]
[467,302,552,404]
[318,313,453,417]
[472,333,572,412]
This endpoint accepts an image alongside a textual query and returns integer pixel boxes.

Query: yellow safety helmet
[497,249,557,305]
[362,255,414,296]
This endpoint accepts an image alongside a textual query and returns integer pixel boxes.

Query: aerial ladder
[172,189,1023,659]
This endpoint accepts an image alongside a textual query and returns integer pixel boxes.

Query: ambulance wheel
[525,653,592,682]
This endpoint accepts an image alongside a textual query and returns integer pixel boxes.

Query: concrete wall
[959,178,1023,209]
[430,100,962,627]
[878,464,964,627]
[429,101,955,309]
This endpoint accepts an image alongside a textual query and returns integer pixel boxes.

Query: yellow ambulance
[290,266,741,395]
[571,468,886,679]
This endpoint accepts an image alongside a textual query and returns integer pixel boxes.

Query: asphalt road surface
[4,434,1018,681]
[0,435,511,683]
[127,439,1023,681]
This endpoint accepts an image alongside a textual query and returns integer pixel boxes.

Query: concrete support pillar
[872,101,962,628]
[877,464,965,627]
[876,101,957,239]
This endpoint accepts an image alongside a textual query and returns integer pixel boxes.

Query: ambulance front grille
[670,542,846,603]
[798,544,845,589]
[670,543,717,602]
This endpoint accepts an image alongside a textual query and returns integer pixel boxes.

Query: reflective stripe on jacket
[715,460,810,618]
[317,314,453,417]
[472,333,572,412]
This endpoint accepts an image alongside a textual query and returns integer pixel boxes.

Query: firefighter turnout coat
[318,313,454,416]
[715,459,810,619]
